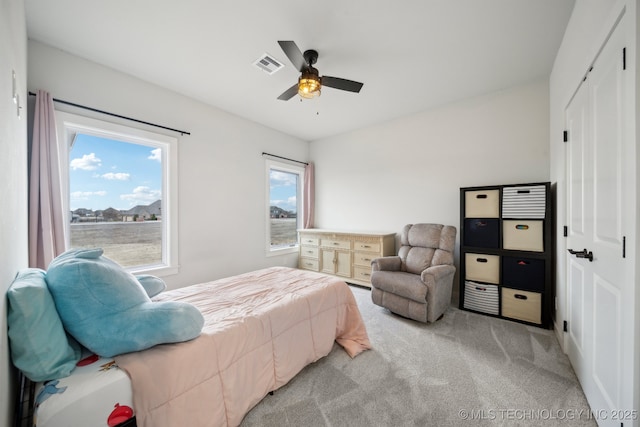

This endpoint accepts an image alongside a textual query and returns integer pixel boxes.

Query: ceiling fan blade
[322,76,363,93]
[278,41,307,72]
[277,83,299,101]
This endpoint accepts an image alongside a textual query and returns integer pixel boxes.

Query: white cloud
[270,170,297,187]
[120,186,161,205]
[70,190,107,200]
[101,172,130,181]
[148,148,162,162]
[270,196,296,210]
[70,153,101,171]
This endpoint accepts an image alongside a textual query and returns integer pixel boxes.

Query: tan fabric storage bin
[463,281,499,315]
[502,220,543,252]
[465,189,500,218]
[464,253,500,284]
[501,287,541,324]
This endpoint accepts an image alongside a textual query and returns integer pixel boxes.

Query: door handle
[568,248,593,262]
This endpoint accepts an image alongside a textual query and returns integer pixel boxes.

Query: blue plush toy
[46,248,204,357]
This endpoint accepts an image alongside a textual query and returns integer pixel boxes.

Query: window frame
[265,158,305,256]
[56,111,179,276]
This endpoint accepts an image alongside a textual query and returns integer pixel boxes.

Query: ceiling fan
[276,40,364,101]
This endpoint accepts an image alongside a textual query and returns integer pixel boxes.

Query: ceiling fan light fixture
[298,69,321,99]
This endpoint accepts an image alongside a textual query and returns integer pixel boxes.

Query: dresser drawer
[321,239,351,250]
[298,258,319,271]
[465,189,500,218]
[501,287,541,324]
[353,266,373,282]
[300,246,319,259]
[502,220,543,252]
[353,241,381,253]
[465,253,500,284]
[353,251,378,267]
[300,237,319,246]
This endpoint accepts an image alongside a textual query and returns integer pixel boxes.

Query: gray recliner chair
[370,223,457,323]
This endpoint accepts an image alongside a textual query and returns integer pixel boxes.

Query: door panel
[591,35,623,247]
[567,82,587,237]
[592,275,621,409]
[568,260,585,356]
[335,251,351,277]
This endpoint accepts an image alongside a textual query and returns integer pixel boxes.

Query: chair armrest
[420,264,456,285]
[371,256,402,272]
[421,264,457,323]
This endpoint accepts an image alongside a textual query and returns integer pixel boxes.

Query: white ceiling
[25,0,575,141]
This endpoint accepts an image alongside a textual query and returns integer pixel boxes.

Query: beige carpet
[241,285,595,426]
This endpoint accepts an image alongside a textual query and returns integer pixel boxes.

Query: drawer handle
[517,189,531,194]
[361,272,370,277]
[306,251,314,254]
[476,258,488,263]
[476,194,488,199]
[476,221,487,227]
[517,260,530,265]
[362,245,371,248]
[514,294,528,300]
[333,242,339,245]
[515,224,529,230]
[475,286,487,291]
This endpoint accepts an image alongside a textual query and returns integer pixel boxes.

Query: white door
[565,16,635,426]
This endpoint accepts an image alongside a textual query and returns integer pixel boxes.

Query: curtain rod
[28,91,190,136]
[262,152,308,166]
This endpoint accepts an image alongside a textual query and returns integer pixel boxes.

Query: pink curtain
[303,162,315,229]
[29,90,66,269]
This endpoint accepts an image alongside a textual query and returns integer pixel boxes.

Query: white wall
[310,79,551,298]
[0,0,28,425]
[27,41,309,290]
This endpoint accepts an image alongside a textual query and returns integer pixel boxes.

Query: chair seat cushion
[370,271,427,303]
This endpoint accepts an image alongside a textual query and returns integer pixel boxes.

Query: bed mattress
[32,266,370,427]
[33,353,134,427]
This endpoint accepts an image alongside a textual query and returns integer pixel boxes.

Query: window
[265,159,304,255]
[56,112,179,276]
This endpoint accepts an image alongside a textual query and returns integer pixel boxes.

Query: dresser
[459,182,554,328]
[298,229,396,287]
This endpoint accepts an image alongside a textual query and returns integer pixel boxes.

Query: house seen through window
[267,160,304,254]
[58,112,178,273]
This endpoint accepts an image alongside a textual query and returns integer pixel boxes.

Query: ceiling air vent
[253,53,284,75]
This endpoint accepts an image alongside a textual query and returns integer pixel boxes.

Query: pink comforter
[115,267,371,427]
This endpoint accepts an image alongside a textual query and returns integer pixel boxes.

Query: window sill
[128,264,179,278]
[266,246,299,257]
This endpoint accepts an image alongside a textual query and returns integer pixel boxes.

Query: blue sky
[269,169,297,213]
[69,133,162,211]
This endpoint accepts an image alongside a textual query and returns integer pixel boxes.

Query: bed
[31,266,371,427]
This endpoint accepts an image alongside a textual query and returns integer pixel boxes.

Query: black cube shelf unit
[459,182,554,329]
